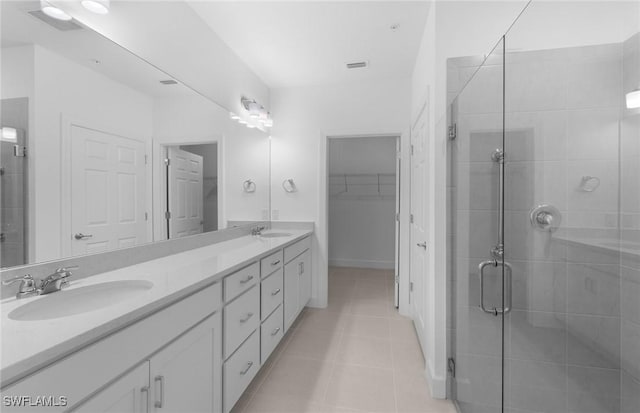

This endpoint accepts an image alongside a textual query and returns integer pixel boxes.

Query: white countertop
[0,230,312,387]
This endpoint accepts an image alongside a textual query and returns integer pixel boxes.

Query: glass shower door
[502,2,639,412]
[450,38,507,413]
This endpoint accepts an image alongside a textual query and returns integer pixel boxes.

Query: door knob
[74,233,93,240]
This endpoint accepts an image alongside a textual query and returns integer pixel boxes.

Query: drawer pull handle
[240,361,254,375]
[271,259,281,266]
[271,327,281,336]
[141,386,149,412]
[154,375,164,408]
[271,288,281,296]
[240,275,254,284]
[240,312,254,323]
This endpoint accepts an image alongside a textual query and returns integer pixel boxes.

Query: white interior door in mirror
[70,125,147,257]
[167,147,203,238]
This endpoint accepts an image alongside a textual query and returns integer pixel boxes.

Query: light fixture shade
[81,0,110,14]
[41,0,72,21]
[626,89,640,109]
[248,101,261,119]
[1,127,17,142]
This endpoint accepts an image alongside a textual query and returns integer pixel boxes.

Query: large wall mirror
[0,1,270,268]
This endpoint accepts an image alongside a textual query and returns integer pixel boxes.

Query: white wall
[270,76,410,308]
[52,0,270,120]
[28,45,154,263]
[328,137,397,270]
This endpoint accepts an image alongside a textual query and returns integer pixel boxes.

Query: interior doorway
[326,135,400,311]
[162,142,218,239]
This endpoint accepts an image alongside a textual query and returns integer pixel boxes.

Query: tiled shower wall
[448,33,640,413]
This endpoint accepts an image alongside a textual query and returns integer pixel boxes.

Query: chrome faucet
[251,225,267,236]
[2,274,38,299]
[39,267,77,295]
[2,266,78,299]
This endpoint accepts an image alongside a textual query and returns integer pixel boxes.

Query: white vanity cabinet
[1,282,223,413]
[74,362,150,413]
[75,313,221,413]
[283,237,312,333]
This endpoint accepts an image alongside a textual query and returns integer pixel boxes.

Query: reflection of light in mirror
[1,127,17,143]
[82,0,110,15]
[626,89,640,109]
[40,0,72,20]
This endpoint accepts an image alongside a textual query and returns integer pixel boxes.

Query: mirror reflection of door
[165,143,217,239]
[70,125,147,256]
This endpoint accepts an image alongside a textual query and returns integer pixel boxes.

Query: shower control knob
[529,205,561,232]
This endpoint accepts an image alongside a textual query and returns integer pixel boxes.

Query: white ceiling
[187,1,430,88]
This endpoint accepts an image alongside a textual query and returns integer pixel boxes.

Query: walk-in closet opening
[327,136,400,313]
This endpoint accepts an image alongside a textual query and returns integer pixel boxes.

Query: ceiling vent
[346,61,368,69]
[27,10,83,31]
[159,79,178,85]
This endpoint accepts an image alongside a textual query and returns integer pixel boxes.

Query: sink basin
[8,280,153,321]
[260,232,292,238]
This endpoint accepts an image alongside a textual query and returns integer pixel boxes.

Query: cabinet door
[299,249,311,308]
[74,362,150,413]
[283,259,300,333]
[149,312,222,413]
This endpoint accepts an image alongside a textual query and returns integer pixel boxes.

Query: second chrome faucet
[2,266,78,299]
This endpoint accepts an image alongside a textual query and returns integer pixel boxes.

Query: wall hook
[282,178,297,193]
[243,179,256,193]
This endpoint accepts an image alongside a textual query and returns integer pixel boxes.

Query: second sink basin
[260,232,292,238]
[8,280,154,321]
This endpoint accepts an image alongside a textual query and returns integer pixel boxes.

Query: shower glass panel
[502,2,640,412]
[449,38,505,413]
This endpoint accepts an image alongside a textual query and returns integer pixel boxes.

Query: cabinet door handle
[240,312,254,323]
[240,275,254,284]
[271,327,281,336]
[140,386,149,412]
[271,288,281,296]
[271,259,281,266]
[154,375,164,408]
[240,361,254,375]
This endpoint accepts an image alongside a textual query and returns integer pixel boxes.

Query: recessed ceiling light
[40,0,72,21]
[81,0,110,15]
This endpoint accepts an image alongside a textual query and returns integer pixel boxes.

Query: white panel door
[167,147,203,238]
[71,125,146,256]
[410,102,429,353]
[74,362,149,413]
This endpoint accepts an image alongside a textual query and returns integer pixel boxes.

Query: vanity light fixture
[40,0,72,21]
[1,127,17,143]
[626,89,640,109]
[81,0,110,14]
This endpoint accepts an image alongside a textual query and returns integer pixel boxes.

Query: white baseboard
[426,360,447,399]
[328,258,394,270]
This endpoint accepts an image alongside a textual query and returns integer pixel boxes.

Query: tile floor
[231,267,457,413]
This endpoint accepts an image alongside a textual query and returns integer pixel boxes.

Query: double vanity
[0,229,313,413]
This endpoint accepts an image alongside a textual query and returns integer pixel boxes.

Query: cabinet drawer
[224,286,260,359]
[224,262,259,301]
[261,304,284,364]
[223,331,260,413]
[260,250,283,278]
[261,269,283,320]
[284,236,311,263]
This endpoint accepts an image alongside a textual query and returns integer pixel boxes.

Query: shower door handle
[478,259,512,316]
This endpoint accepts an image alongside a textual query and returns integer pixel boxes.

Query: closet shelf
[329,173,396,199]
